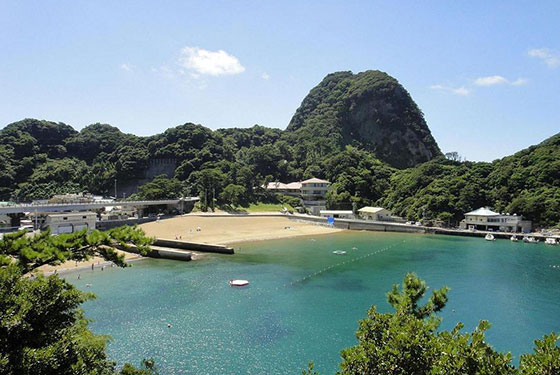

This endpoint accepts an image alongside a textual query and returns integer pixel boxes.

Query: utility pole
[114,179,117,200]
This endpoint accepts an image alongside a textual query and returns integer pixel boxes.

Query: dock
[153,238,234,254]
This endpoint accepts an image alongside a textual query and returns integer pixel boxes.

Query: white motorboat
[523,237,539,244]
[332,250,347,255]
[510,235,518,242]
[229,279,249,287]
[485,233,495,241]
[545,238,558,245]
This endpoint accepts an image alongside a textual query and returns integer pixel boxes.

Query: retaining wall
[96,217,157,230]
[289,214,427,233]
[153,238,234,254]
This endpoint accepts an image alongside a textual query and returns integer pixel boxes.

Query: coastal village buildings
[319,210,356,219]
[459,207,532,233]
[358,207,397,221]
[44,211,97,234]
[265,177,330,215]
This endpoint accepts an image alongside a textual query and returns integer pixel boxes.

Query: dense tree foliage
[1,71,559,227]
[128,175,184,201]
[286,70,442,169]
[380,134,560,228]
[0,226,152,273]
[304,274,560,375]
[0,227,155,375]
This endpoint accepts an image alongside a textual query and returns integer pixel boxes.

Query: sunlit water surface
[70,232,560,374]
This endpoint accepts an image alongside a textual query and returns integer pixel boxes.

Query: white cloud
[261,72,270,80]
[430,84,471,96]
[120,63,133,72]
[528,48,560,68]
[474,75,508,86]
[453,86,471,96]
[179,46,245,76]
[474,75,528,87]
[511,78,529,86]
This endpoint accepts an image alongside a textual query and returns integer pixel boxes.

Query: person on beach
[78,274,81,280]
[91,264,94,270]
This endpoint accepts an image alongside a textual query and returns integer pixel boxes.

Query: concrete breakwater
[289,214,427,234]
[153,238,235,254]
[288,214,560,241]
[119,243,193,261]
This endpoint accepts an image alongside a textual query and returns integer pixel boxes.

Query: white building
[460,207,532,233]
[264,177,331,215]
[319,210,355,219]
[44,212,97,234]
[264,181,302,196]
[358,207,394,221]
[300,178,330,215]
[100,206,137,221]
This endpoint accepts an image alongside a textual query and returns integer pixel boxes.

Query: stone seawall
[96,217,157,230]
[154,238,235,254]
[289,214,427,233]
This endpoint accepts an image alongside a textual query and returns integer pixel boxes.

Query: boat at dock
[485,234,495,241]
[510,235,519,242]
[523,236,539,244]
[545,238,558,245]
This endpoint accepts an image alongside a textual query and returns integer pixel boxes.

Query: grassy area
[245,202,293,212]
[196,202,295,213]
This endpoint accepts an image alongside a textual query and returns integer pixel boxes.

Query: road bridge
[0,198,199,215]
[0,198,199,228]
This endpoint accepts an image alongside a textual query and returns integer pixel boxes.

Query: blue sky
[1,1,559,161]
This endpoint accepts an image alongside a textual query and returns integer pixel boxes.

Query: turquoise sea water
[70,232,560,374]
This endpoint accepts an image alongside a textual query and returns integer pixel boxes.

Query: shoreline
[38,251,146,276]
[140,214,343,246]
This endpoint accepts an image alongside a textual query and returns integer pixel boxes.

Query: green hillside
[1,71,559,228]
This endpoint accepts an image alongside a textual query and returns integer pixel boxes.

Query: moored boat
[523,236,539,244]
[229,279,249,286]
[510,235,518,242]
[545,238,558,245]
[485,233,495,241]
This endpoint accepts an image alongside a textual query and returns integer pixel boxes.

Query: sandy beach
[37,214,340,274]
[140,214,342,245]
[38,250,143,275]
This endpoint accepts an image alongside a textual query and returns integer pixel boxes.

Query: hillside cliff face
[287,71,441,168]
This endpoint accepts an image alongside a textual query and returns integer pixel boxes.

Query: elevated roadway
[0,198,199,215]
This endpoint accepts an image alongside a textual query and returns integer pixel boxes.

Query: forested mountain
[380,133,560,227]
[0,71,559,228]
[286,70,441,168]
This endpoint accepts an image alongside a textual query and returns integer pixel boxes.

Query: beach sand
[38,250,142,275]
[140,214,341,245]
[38,214,339,274]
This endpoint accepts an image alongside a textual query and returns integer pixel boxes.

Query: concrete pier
[153,238,234,254]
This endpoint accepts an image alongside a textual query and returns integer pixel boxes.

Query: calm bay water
[71,232,560,374]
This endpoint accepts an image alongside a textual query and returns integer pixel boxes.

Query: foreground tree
[0,226,152,273]
[306,273,559,375]
[0,226,155,375]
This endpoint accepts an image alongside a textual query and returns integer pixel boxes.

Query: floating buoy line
[286,240,406,287]
[228,240,406,306]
